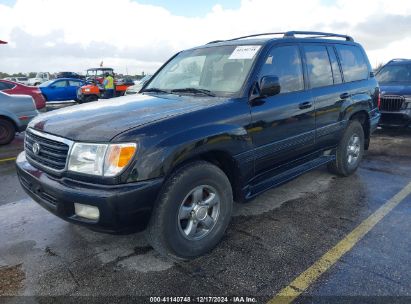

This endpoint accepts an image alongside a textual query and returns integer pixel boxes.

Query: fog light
[74,203,100,220]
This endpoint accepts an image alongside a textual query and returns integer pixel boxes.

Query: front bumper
[379,110,411,127]
[16,152,163,233]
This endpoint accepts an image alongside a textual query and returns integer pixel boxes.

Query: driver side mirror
[260,76,281,97]
[50,85,56,89]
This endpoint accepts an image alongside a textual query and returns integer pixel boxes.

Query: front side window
[376,64,411,83]
[259,45,304,93]
[53,80,67,87]
[145,45,261,97]
[336,45,368,82]
[304,45,333,88]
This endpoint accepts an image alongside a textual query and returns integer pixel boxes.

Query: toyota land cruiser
[16,31,380,259]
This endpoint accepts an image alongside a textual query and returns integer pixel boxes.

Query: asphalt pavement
[0,128,410,303]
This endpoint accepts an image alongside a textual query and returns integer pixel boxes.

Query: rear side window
[304,45,333,88]
[69,80,82,87]
[260,45,304,93]
[335,45,368,82]
[0,82,15,90]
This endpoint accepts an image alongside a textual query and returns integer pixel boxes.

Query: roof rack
[387,58,411,64]
[206,31,354,44]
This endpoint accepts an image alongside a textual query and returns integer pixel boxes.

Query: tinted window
[327,46,343,84]
[376,64,411,83]
[0,82,15,90]
[69,80,82,86]
[53,80,67,87]
[336,45,368,82]
[304,45,333,88]
[260,45,304,93]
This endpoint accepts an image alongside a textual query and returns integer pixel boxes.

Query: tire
[145,161,233,260]
[328,120,364,176]
[0,118,16,145]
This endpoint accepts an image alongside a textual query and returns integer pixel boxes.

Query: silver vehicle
[0,91,39,145]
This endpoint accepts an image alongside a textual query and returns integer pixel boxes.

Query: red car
[0,79,46,111]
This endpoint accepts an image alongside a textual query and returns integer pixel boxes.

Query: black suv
[56,71,85,80]
[375,59,411,127]
[16,31,380,259]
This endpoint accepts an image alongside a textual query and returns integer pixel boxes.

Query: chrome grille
[380,95,405,112]
[25,129,72,172]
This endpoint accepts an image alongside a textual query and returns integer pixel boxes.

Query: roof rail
[283,31,354,41]
[387,58,410,64]
[206,31,354,44]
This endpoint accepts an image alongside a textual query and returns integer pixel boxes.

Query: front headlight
[68,143,136,176]
[405,96,411,108]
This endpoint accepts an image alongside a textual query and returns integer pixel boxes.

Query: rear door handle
[299,101,312,109]
[340,92,350,99]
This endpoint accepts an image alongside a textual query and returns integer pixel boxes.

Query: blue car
[39,78,84,101]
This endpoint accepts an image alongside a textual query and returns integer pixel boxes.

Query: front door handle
[299,101,312,109]
[340,92,351,99]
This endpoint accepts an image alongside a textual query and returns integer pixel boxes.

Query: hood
[380,82,411,96]
[29,93,223,142]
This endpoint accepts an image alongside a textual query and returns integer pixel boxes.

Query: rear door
[302,44,346,149]
[250,44,316,176]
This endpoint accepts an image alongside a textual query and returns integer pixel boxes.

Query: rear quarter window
[335,45,369,82]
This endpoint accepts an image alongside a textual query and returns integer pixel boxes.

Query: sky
[0,0,411,75]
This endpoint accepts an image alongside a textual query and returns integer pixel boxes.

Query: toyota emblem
[32,142,41,155]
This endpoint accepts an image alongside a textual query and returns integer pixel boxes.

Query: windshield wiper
[171,88,216,97]
[141,87,170,94]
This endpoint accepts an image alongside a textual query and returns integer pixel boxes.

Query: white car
[28,72,50,86]
[4,77,30,85]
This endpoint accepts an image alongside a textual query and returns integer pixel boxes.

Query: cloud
[0,0,411,74]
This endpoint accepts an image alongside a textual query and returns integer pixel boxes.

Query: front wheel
[328,120,364,176]
[145,161,233,260]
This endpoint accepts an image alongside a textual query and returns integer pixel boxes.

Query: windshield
[35,72,46,78]
[376,64,411,83]
[86,69,113,77]
[145,45,261,97]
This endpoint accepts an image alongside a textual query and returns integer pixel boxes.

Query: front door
[48,80,68,101]
[250,44,316,176]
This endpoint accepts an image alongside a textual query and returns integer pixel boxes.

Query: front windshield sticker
[229,45,261,60]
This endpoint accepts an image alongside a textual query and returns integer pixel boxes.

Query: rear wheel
[145,161,233,260]
[0,118,16,145]
[328,120,364,176]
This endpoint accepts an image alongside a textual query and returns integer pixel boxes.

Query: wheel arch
[348,110,370,150]
[0,115,18,131]
[166,150,244,203]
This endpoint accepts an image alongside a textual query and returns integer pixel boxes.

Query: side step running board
[246,155,335,199]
